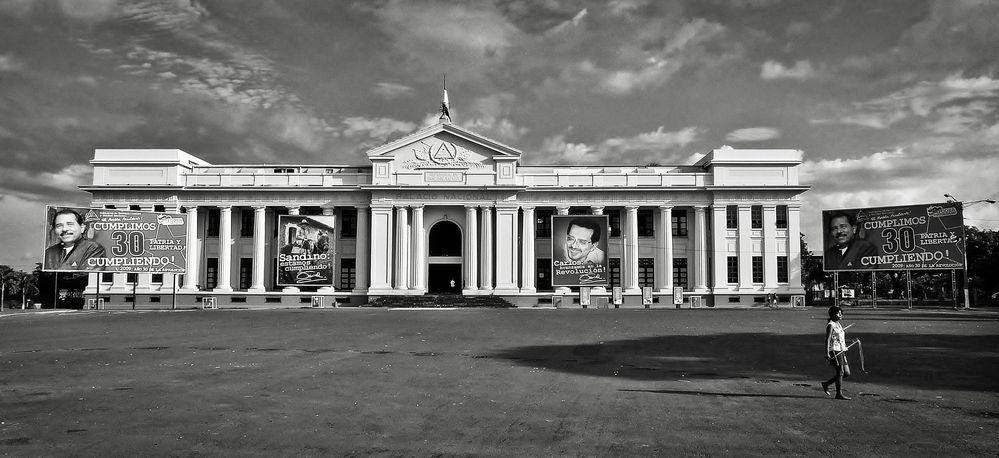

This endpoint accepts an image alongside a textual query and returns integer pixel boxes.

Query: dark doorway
[429,221,462,256]
[428,264,462,294]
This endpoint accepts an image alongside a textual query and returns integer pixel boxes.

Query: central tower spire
[439,74,451,124]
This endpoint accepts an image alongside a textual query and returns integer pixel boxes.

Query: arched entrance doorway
[427,220,462,293]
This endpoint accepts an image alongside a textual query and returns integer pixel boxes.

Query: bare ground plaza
[1,306,997,456]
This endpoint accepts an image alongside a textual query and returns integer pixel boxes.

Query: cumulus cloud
[539,126,701,164]
[341,116,417,141]
[829,74,999,131]
[0,53,25,72]
[725,127,781,142]
[372,82,415,99]
[760,59,816,80]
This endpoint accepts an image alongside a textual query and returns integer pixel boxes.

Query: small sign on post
[612,287,622,308]
[673,287,684,308]
[580,287,591,308]
[642,287,653,308]
[311,296,325,308]
[690,296,702,308]
[201,296,218,310]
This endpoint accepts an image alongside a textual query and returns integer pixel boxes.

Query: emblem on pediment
[402,140,485,170]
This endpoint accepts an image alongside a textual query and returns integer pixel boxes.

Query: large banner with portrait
[276,215,336,287]
[42,206,188,273]
[822,202,964,272]
[551,215,610,287]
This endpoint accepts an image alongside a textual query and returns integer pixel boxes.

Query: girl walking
[822,305,851,400]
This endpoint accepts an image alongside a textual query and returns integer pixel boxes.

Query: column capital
[411,204,425,211]
[218,204,233,210]
[520,204,536,211]
[762,203,778,210]
[658,204,673,211]
[694,205,708,212]
[555,205,570,214]
[252,205,267,211]
[182,205,199,212]
[625,205,639,212]
[737,203,752,209]
[590,205,604,214]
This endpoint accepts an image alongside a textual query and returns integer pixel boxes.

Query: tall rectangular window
[673,258,688,289]
[752,256,764,283]
[126,273,137,283]
[536,209,553,238]
[101,273,113,282]
[609,211,621,237]
[727,256,739,283]
[726,206,738,229]
[152,273,163,283]
[638,258,654,288]
[776,205,788,229]
[609,258,621,288]
[207,209,220,237]
[671,210,688,236]
[340,258,356,290]
[341,208,357,238]
[240,209,254,237]
[239,258,252,290]
[536,259,552,292]
[272,208,287,237]
[637,210,654,237]
[751,205,763,229]
[777,256,789,283]
[206,258,218,289]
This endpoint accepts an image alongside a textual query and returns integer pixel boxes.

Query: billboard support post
[53,272,58,309]
[132,281,136,310]
[172,273,178,310]
[871,271,877,309]
[833,272,839,307]
[906,270,912,309]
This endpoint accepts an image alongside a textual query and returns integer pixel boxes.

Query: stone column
[480,206,493,291]
[588,205,606,294]
[318,206,336,293]
[494,206,519,293]
[788,205,804,294]
[624,206,640,293]
[368,204,394,293]
[411,205,425,292]
[556,205,570,215]
[282,206,301,293]
[395,206,410,291]
[354,205,370,293]
[182,206,200,291]
[737,205,752,290]
[215,205,233,292]
[249,206,267,292]
[763,204,778,289]
[658,205,674,292]
[694,205,709,292]
[521,205,536,293]
[464,205,479,292]
[711,205,728,292]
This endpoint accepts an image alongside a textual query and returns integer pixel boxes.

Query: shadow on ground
[491,332,999,392]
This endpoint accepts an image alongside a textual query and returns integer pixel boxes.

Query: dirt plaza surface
[1,307,997,456]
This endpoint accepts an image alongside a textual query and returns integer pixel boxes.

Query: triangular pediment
[366,122,521,160]
[365,122,521,186]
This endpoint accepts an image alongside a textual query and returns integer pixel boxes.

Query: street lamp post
[944,194,997,309]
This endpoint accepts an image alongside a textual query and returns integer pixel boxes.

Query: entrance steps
[367,295,514,308]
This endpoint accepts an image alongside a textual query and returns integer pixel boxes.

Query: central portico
[364,120,527,297]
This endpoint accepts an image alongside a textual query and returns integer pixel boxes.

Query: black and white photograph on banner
[551,215,609,287]
[277,215,336,286]
[41,206,187,273]
[822,202,965,272]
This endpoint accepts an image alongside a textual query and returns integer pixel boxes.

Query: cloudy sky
[1,0,998,270]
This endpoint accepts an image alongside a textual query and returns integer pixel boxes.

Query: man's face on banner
[565,224,596,261]
[53,212,84,246]
[829,215,856,247]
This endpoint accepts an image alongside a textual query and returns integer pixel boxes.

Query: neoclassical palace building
[82,116,808,308]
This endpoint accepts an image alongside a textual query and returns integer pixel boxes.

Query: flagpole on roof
[439,74,451,124]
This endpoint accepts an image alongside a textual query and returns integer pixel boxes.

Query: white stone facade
[81,121,808,307]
